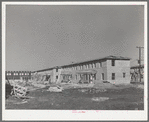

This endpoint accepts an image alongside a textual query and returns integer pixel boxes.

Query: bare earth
[5,83,144,110]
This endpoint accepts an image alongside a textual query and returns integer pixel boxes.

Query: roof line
[34,55,131,72]
[131,64,144,69]
[60,55,130,67]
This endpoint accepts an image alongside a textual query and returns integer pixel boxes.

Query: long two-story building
[5,71,32,81]
[32,55,131,84]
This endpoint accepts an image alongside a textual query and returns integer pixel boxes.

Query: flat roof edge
[33,55,131,72]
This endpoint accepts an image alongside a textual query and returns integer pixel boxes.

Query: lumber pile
[12,84,28,98]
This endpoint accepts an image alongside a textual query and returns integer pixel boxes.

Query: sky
[6,5,144,71]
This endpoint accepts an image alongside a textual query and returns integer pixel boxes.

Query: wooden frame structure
[130,65,144,82]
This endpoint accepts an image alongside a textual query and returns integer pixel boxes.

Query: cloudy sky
[6,5,144,71]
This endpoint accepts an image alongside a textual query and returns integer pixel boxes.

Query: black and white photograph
[2,1,147,121]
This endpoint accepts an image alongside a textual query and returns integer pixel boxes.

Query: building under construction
[130,65,144,83]
[32,55,131,84]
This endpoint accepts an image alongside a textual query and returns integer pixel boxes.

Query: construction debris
[78,89,88,93]
[92,97,109,102]
[137,84,144,89]
[78,88,107,94]
[13,100,28,104]
[47,86,63,92]
[12,84,28,99]
[6,79,34,99]
[93,82,117,89]
[88,88,107,93]
[31,83,46,88]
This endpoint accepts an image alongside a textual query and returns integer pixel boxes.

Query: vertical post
[136,46,144,82]
[139,47,141,82]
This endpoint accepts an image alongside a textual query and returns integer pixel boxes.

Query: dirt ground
[5,83,144,110]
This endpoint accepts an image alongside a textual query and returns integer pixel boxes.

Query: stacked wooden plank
[13,84,28,98]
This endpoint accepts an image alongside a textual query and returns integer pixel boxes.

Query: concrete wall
[54,68,62,83]
[107,60,131,84]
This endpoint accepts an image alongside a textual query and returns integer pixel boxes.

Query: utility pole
[136,46,144,82]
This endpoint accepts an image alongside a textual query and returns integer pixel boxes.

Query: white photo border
[2,1,148,121]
